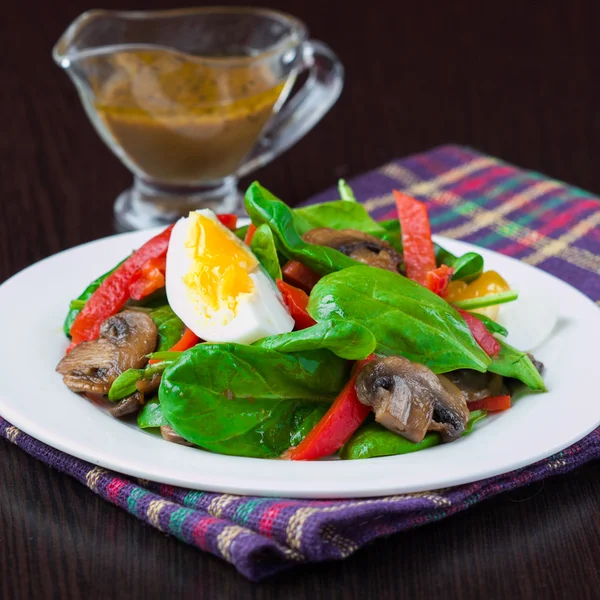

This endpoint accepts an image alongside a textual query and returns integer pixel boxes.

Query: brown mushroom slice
[355,356,470,443]
[442,369,506,403]
[56,311,158,394]
[136,373,162,395]
[527,353,544,374]
[109,391,145,418]
[302,228,403,272]
[160,425,195,447]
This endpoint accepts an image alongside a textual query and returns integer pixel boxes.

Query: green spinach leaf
[307,266,491,373]
[379,219,400,233]
[235,224,249,241]
[244,182,359,275]
[293,199,404,252]
[293,201,386,237]
[434,244,484,282]
[159,343,350,457]
[149,305,185,352]
[488,340,546,391]
[137,398,168,429]
[254,319,376,360]
[250,223,282,281]
[289,404,329,447]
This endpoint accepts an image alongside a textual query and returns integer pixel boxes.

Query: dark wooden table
[1,1,599,598]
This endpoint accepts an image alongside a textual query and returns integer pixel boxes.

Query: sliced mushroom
[528,353,544,374]
[136,373,162,395]
[109,391,145,418]
[302,228,403,272]
[443,369,507,403]
[56,311,158,394]
[355,356,470,443]
[160,425,195,446]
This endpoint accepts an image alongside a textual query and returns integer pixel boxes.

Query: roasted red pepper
[457,308,501,357]
[426,264,454,297]
[69,225,174,346]
[216,214,238,230]
[394,190,437,286]
[282,260,321,293]
[129,256,166,301]
[275,280,317,330]
[244,223,257,245]
[286,355,377,461]
[469,395,511,412]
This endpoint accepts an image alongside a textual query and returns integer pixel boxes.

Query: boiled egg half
[166,210,294,344]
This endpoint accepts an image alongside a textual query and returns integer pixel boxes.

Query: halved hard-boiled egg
[166,210,294,344]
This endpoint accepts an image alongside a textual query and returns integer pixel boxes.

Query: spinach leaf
[339,410,487,459]
[254,319,376,360]
[244,182,359,275]
[159,343,350,457]
[293,199,403,252]
[149,305,185,352]
[338,179,357,202]
[289,404,329,447]
[250,223,282,281]
[235,224,249,241]
[488,340,546,391]
[63,258,126,336]
[434,244,483,282]
[466,312,508,337]
[308,266,491,373]
[379,219,400,233]
[137,398,167,429]
[293,201,386,237]
[108,361,170,402]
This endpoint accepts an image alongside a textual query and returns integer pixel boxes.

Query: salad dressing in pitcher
[91,51,285,182]
[53,8,344,229]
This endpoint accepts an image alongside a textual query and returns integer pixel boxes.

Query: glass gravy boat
[53,8,343,230]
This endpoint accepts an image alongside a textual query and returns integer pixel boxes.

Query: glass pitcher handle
[237,40,344,178]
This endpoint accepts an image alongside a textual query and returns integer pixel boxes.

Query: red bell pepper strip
[69,225,174,346]
[426,264,454,297]
[275,280,317,330]
[469,395,511,412]
[457,308,501,357]
[148,327,200,364]
[169,327,200,352]
[282,260,321,293]
[286,355,377,460]
[217,214,238,230]
[244,223,257,246]
[393,190,437,286]
[128,256,166,301]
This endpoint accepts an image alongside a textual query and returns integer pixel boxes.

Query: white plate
[0,227,599,498]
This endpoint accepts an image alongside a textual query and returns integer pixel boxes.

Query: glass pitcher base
[114,177,244,231]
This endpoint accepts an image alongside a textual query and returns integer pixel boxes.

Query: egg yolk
[183,212,258,314]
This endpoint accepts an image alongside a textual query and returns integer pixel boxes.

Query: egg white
[165,211,294,344]
[496,287,558,352]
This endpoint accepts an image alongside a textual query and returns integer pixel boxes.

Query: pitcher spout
[53,10,114,67]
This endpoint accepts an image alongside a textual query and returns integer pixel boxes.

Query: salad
[56,181,546,460]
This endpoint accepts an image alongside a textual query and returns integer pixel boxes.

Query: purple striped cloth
[2,145,599,581]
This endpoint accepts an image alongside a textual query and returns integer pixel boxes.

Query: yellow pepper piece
[446,271,510,319]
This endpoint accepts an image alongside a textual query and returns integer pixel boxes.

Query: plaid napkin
[2,145,599,581]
